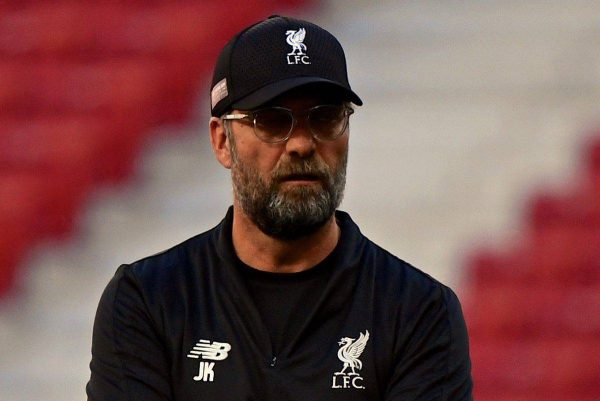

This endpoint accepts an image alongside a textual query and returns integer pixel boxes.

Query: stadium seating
[464,133,600,400]
[0,0,314,298]
[0,172,44,295]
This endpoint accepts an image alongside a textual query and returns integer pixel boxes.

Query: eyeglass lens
[253,105,349,142]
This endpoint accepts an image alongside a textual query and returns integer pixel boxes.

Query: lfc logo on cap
[286,28,311,65]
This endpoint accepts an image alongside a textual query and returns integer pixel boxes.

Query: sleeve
[385,285,473,401]
[86,265,173,401]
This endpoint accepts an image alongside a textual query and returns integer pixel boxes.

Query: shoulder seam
[366,237,444,286]
[126,231,210,267]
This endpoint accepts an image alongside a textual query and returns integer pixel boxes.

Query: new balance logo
[187,339,231,382]
[187,339,231,360]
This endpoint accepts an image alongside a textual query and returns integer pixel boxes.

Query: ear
[209,117,232,169]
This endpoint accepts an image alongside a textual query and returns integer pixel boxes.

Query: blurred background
[1,1,600,400]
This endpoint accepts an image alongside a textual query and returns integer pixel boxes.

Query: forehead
[264,84,347,109]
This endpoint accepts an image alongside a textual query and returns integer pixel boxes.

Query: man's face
[227,88,350,240]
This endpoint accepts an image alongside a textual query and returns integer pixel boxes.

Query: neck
[231,203,340,273]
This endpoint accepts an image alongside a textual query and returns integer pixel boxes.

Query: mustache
[271,158,330,181]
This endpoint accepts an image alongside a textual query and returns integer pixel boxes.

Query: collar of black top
[210,15,363,117]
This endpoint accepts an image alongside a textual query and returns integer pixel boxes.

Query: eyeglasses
[222,104,354,143]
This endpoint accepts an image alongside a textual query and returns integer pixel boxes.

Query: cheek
[234,139,282,178]
[321,139,349,169]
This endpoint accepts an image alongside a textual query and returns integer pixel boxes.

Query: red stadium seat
[1,116,94,175]
[468,228,600,287]
[466,247,535,286]
[0,1,283,59]
[555,285,600,337]
[0,117,96,237]
[474,392,600,401]
[526,226,590,283]
[0,173,44,296]
[92,2,268,57]
[0,60,157,120]
[0,3,85,56]
[471,338,600,398]
[465,283,600,340]
[527,187,600,231]
[584,131,600,189]
[33,60,165,119]
[1,114,146,183]
[0,61,22,113]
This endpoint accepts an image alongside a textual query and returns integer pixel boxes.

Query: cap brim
[231,77,363,110]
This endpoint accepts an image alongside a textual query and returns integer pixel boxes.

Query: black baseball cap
[210,15,362,117]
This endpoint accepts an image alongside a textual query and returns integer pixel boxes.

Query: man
[87,15,472,401]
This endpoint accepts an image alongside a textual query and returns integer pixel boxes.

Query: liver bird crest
[286,28,307,55]
[335,330,370,376]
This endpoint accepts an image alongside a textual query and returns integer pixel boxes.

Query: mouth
[279,173,322,185]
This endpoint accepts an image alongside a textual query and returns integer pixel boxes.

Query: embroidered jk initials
[194,361,215,382]
[187,339,231,382]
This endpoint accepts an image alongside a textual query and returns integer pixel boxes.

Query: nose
[284,119,316,158]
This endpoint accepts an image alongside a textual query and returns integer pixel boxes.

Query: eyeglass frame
[221,104,354,144]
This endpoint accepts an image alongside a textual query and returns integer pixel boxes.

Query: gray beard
[230,144,347,240]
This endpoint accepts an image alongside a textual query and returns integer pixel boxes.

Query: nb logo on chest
[186,339,231,382]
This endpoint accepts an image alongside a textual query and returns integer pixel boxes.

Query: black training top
[87,208,473,401]
[236,251,334,357]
